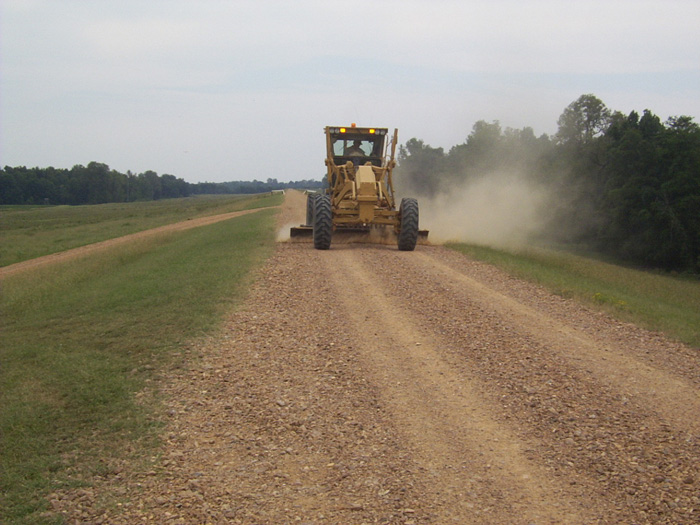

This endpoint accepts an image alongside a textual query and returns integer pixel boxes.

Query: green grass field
[0,196,280,523]
[448,243,700,348]
[0,193,280,267]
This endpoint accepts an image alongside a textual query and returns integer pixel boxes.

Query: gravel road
[50,191,699,523]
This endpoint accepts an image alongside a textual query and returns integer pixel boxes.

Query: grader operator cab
[291,124,427,250]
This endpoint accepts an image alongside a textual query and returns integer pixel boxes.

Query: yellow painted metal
[323,125,399,229]
[284,124,427,244]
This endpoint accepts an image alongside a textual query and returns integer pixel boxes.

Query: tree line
[0,163,322,206]
[398,94,700,273]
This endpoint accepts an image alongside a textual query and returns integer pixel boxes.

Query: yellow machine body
[290,124,427,250]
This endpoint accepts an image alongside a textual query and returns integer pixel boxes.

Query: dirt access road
[0,207,274,280]
[54,191,699,523]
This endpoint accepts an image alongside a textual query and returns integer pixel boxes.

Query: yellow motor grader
[291,124,427,250]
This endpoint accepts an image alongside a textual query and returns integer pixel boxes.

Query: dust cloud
[417,171,553,248]
[276,189,307,242]
[276,222,299,242]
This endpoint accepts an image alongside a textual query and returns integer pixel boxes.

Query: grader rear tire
[397,197,419,251]
[313,195,332,250]
[305,193,319,226]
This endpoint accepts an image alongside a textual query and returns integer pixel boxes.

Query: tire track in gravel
[410,251,700,437]
[321,246,592,524]
[351,245,700,524]
[66,239,438,524]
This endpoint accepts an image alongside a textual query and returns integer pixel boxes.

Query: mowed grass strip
[448,243,700,348]
[0,206,278,523]
[0,192,282,267]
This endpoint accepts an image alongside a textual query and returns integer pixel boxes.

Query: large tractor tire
[305,193,319,226]
[313,195,333,250]
[397,197,419,251]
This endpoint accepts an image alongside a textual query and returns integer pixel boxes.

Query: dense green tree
[85,162,112,204]
[395,94,700,272]
[397,138,445,196]
[593,109,700,270]
[0,169,23,204]
[0,164,322,205]
[556,93,611,146]
[161,174,190,198]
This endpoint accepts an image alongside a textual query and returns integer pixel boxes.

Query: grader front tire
[397,197,419,251]
[313,195,333,250]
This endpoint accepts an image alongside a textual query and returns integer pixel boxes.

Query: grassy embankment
[0,194,276,267]
[448,243,700,349]
[0,194,282,523]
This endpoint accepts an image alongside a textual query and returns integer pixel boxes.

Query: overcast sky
[2,0,699,183]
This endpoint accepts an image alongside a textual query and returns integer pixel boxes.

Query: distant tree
[397,138,445,196]
[0,168,23,204]
[69,165,89,204]
[465,120,503,156]
[137,170,162,200]
[556,94,611,146]
[84,162,111,204]
[161,174,190,198]
[598,110,700,271]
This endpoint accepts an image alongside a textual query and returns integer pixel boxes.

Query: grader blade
[290,225,313,239]
[290,224,429,244]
